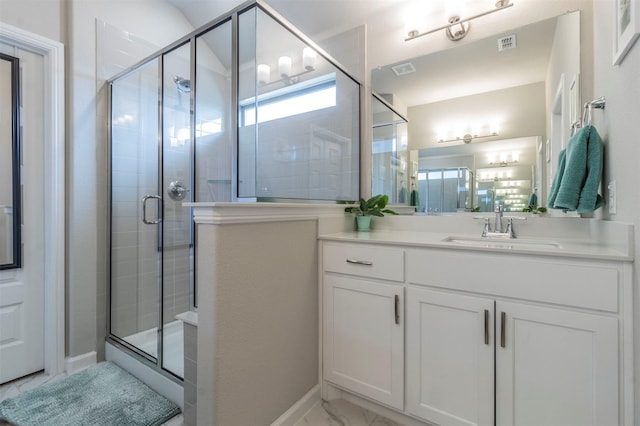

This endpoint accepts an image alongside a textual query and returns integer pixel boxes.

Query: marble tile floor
[0,370,184,425]
[295,399,402,426]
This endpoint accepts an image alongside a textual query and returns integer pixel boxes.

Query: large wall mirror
[0,52,21,269]
[371,11,581,214]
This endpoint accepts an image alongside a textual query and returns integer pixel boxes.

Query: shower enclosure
[108,0,360,380]
[371,94,409,204]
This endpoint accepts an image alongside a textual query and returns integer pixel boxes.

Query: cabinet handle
[500,312,506,348]
[346,259,373,266]
[484,309,489,345]
[394,295,400,325]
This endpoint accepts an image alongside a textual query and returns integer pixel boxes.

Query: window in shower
[237,7,360,201]
[240,76,336,126]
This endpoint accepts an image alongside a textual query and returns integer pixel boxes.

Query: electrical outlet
[608,180,617,214]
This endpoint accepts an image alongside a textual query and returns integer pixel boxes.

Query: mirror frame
[0,52,21,270]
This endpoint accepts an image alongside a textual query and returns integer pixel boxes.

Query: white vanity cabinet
[407,248,624,426]
[322,242,405,410]
[320,237,632,426]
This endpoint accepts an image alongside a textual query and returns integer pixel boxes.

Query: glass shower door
[161,42,193,378]
[110,58,162,361]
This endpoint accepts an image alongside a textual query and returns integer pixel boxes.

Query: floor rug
[0,362,180,426]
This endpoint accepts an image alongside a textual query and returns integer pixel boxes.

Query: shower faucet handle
[167,180,189,201]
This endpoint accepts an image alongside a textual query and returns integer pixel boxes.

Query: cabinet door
[496,301,618,426]
[406,287,495,426]
[323,274,404,409]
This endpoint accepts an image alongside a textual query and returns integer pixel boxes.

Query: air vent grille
[391,62,416,76]
[498,34,516,51]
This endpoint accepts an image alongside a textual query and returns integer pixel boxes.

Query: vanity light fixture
[405,0,514,42]
[437,131,498,144]
[489,152,519,167]
[257,47,317,87]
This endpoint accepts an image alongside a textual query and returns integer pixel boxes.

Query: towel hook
[581,96,606,127]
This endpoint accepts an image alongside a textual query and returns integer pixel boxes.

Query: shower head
[174,76,191,93]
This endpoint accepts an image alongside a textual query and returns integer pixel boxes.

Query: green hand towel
[547,125,605,213]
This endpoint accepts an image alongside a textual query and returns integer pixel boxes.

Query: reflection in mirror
[0,53,21,269]
[371,93,409,204]
[371,12,580,213]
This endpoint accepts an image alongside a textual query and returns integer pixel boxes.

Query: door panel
[406,287,494,426]
[323,275,404,409]
[110,58,161,359]
[496,301,618,426]
[0,47,45,384]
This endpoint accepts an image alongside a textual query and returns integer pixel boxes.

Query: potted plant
[344,194,398,231]
[522,204,548,214]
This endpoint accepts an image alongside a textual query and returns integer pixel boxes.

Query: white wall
[545,11,582,203]
[589,1,640,418]
[408,82,546,151]
[0,0,64,43]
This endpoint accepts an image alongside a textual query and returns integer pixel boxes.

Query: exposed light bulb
[257,64,270,84]
[302,47,317,70]
[278,56,292,77]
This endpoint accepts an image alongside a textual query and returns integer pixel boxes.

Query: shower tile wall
[195,27,233,203]
[254,76,359,200]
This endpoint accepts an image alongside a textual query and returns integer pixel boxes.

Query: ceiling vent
[498,34,516,51]
[391,62,416,76]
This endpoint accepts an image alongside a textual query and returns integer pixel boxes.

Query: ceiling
[371,16,557,107]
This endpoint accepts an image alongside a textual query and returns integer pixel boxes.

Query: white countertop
[319,230,633,261]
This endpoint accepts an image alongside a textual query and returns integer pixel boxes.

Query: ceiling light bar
[405,0,514,42]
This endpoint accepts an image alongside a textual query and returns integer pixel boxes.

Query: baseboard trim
[271,384,320,426]
[65,351,97,374]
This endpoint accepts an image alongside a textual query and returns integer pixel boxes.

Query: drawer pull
[500,312,506,348]
[346,259,373,266]
[394,295,400,325]
[484,309,489,345]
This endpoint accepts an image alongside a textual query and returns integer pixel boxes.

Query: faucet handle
[473,217,491,236]
[505,218,515,238]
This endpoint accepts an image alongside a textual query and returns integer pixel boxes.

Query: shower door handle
[142,195,162,225]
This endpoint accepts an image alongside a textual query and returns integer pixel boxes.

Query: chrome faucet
[475,205,525,239]
[494,205,504,233]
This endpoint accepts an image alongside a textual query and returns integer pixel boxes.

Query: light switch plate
[608,180,617,214]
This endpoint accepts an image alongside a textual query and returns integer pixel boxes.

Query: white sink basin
[442,236,561,250]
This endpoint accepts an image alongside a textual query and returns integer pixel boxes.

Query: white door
[496,301,619,426]
[323,274,404,409]
[406,287,495,426]
[0,44,46,384]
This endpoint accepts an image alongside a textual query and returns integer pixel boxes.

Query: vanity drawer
[407,249,620,312]
[323,242,404,282]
